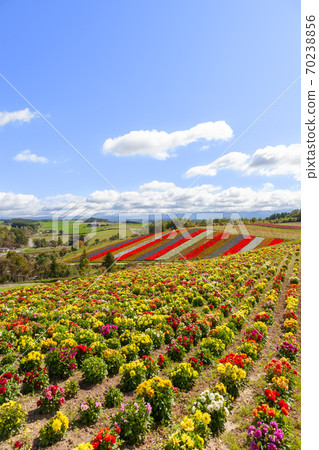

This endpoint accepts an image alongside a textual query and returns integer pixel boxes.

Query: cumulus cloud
[0,181,300,218]
[0,192,40,216]
[246,144,301,180]
[14,150,49,163]
[102,121,233,160]
[185,144,301,180]
[0,108,36,126]
[185,152,249,178]
[140,181,176,191]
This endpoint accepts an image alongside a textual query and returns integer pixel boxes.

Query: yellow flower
[52,418,62,432]
[181,417,194,432]
[202,413,211,425]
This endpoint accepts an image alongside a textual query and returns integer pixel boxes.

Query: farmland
[0,241,300,449]
[67,227,292,263]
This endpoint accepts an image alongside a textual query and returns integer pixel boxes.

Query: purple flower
[146,402,152,415]
[250,442,259,450]
[267,444,277,450]
[254,429,262,439]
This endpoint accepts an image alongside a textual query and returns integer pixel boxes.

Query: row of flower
[0,243,297,448]
[161,249,294,448]
[246,248,300,449]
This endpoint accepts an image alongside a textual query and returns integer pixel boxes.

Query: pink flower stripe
[145,229,205,260]
[116,230,179,261]
[223,235,255,255]
[254,223,300,230]
[180,232,228,260]
[89,233,155,261]
[267,238,285,246]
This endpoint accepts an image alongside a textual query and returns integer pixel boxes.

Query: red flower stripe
[89,233,156,261]
[145,229,205,260]
[116,230,179,261]
[180,232,229,260]
[267,238,285,246]
[223,235,255,255]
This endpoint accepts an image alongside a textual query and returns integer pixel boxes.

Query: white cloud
[0,181,300,218]
[102,121,233,160]
[246,144,301,180]
[0,108,36,126]
[14,150,49,164]
[0,192,40,215]
[185,152,249,177]
[185,144,301,180]
[140,181,176,191]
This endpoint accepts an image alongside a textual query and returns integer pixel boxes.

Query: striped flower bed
[116,230,180,261]
[180,232,227,260]
[268,238,285,246]
[148,229,206,260]
[223,235,255,255]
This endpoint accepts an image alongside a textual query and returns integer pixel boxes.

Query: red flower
[14,442,22,449]
[0,386,6,394]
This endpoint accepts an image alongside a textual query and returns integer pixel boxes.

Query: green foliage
[82,356,108,384]
[104,386,124,408]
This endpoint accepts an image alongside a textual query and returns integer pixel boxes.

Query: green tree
[79,249,90,273]
[101,252,115,272]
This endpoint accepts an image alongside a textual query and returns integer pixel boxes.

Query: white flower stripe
[238,236,264,252]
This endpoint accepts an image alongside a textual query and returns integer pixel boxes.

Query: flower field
[0,240,300,449]
[70,229,287,263]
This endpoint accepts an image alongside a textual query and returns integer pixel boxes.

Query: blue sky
[0,0,300,217]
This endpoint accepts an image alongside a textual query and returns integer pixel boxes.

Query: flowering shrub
[45,347,77,380]
[219,353,254,372]
[79,396,103,425]
[103,349,126,375]
[120,343,139,362]
[111,399,153,444]
[192,389,229,436]
[254,311,274,325]
[164,411,210,449]
[238,340,261,360]
[141,355,159,378]
[73,345,93,367]
[39,411,69,447]
[65,379,79,399]
[0,401,27,439]
[0,372,21,405]
[104,386,123,408]
[132,334,154,356]
[188,357,204,373]
[22,367,49,394]
[99,324,118,339]
[119,360,147,391]
[247,421,285,450]
[264,358,298,387]
[19,350,44,373]
[37,384,65,413]
[199,337,225,357]
[209,324,234,346]
[195,348,214,366]
[283,317,298,334]
[136,377,176,423]
[166,342,187,362]
[82,357,108,384]
[91,427,121,449]
[145,328,165,349]
[169,363,199,391]
[164,430,205,450]
[217,362,246,399]
[276,341,299,361]
[252,404,281,425]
